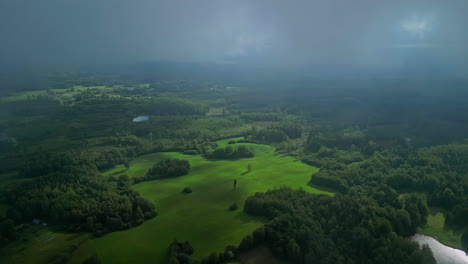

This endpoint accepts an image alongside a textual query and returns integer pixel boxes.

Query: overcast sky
[1,0,468,71]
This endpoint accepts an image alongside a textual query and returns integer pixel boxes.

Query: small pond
[132,116,150,122]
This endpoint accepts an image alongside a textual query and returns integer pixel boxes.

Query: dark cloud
[1,0,467,72]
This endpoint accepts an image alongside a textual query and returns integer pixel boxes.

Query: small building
[32,219,40,225]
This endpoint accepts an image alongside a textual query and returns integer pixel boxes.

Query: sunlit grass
[94,139,330,263]
[0,86,110,103]
[418,208,462,249]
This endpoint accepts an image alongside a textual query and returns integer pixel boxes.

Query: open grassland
[93,139,330,263]
[102,152,200,178]
[0,226,90,264]
[419,208,462,249]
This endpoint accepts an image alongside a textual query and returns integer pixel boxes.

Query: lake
[132,116,150,122]
[411,234,468,264]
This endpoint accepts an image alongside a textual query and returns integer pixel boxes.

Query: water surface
[132,116,149,122]
[411,234,468,264]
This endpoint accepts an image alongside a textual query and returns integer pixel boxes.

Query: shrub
[229,203,238,211]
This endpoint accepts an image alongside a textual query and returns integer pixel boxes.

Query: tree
[134,206,144,221]
[138,159,190,183]
[238,235,254,252]
[168,240,194,264]
[229,203,238,211]
[252,227,265,244]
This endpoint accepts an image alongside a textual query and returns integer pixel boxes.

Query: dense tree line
[134,159,190,183]
[182,136,218,155]
[137,98,209,116]
[310,143,468,239]
[305,126,367,153]
[248,128,288,143]
[242,188,435,264]
[2,152,157,240]
[240,112,283,122]
[91,141,165,170]
[246,119,303,144]
[19,138,164,175]
[207,145,254,159]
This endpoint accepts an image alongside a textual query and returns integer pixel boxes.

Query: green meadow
[0,226,90,264]
[419,208,462,249]
[92,138,331,263]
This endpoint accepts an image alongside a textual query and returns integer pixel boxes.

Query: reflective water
[411,234,468,264]
[132,115,150,122]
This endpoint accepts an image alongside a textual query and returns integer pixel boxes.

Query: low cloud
[1,0,467,72]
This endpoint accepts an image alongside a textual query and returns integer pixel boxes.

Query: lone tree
[234,179,237,189]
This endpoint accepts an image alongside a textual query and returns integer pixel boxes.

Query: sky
[1,0,468,72]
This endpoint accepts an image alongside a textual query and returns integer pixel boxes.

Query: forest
[0,69,467,264]
[3,0,468,262]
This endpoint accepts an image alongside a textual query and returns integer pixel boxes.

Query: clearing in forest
[79,138,332,263]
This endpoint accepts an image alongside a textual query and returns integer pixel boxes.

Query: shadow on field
[233,211,263,224]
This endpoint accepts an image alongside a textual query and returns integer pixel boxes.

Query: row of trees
[310,143,468,234]
[246,120,303,144]
[134,159,190,183]
[207,145,255,159]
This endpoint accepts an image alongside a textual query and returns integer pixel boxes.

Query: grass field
[102,152,199,178]
[419,208,462,249]
[92,138,330,263]
[0,225,90,264]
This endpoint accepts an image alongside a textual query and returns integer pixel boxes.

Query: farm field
[92,138,331,263]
